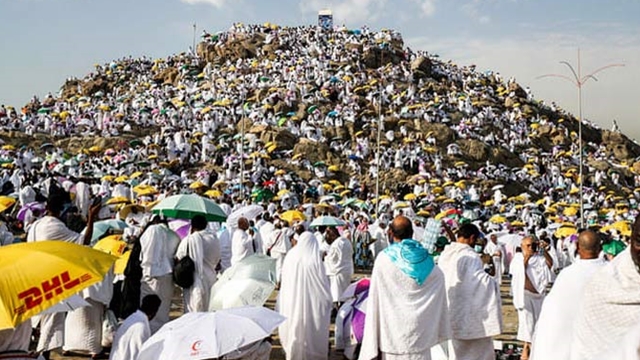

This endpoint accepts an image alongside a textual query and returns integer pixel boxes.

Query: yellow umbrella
[510,221,526,227]
[340,190,351,197]
[114,251,130,275]
[277,189,290,197]
[101,175,115,182]
[129,171,143,179]
[114,175,128,184]
[133,184,158,197]
[93,235,127,256]
[1,145,15,151]
[328,165,340,172]
[404,193,417,201]
[0,241,116,330]
[118,204,145,220]
[555,226,577,238]
[204,189,222,198]
[189,181,207,190]
[106,196,131,205]
[489,215,507,224]
[0,196,16,213]
[563,207,578,217]
[280,210,306,223]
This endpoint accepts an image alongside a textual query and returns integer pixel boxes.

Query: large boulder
[419,123,456,146]
[411,56,433,79]
[458,139,489,162]
[293,138,333,164]
[491,148,524,168]
[153,68,180,86]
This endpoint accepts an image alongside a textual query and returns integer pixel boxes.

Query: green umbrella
[313,161,325,167]
[253,189,275,202]
[310,216,347,228]
[307,105,318,114]
[37,108,50,114]
[277,117,287,126]
[151,194,227,222]
[603,240,626,257]
[129,139,143,147]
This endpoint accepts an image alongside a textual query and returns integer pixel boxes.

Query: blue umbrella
[84,219,128,245]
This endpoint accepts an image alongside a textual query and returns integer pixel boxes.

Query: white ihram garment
[359,253,451,359]
[438,242,502,360]
[276,232,332,360]
[570,249,640,360]
[139,224,180,333]
[325,237,354,302]
[530,257,606,360]
[175,230,221,313]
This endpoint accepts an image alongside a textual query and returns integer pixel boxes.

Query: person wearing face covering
[276,231,332,360]
[437,223,503,360]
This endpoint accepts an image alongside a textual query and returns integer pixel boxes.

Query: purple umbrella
[168,219,190,239]
[17,202,46,222]
[340,278,370,343]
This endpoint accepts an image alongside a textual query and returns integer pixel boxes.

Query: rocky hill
[3,24,639,199]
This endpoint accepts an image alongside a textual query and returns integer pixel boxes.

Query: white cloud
[299,0,388,25]
[406,23,640,138]
[412,0,437,17]
[180,0,227,8]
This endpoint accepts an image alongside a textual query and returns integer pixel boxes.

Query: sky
[1,0,638,138]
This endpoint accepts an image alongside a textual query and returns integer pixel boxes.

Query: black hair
[140,294,161,313]
[457,223,480,239]
[191,214,207,231]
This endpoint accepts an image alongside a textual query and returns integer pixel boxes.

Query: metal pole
[537,53,624,229]
[240,100,245,202]
[192,23,197,57]
[577,49,584,228]
[375,51,383,218]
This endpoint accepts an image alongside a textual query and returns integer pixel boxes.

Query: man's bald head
[577,230,601,259]
[389,215,413,243]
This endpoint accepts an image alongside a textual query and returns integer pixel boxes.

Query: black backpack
[173,241,195,288]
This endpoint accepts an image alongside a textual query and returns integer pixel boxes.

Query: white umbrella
[209,254,276,310]
[138,307,285,360]
[226,204,264,228]
[310,215,347,228]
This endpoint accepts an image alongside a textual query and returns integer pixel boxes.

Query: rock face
[411,56,433,79]
[293,138,333,164]
[458,139,488,162]
[602,130,640,161]
[419,123,456,145]
[153,68,180,86]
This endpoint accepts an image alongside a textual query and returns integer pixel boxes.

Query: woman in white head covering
[276,231,332,360]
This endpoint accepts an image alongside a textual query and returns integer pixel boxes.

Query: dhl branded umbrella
[0,241,116,329]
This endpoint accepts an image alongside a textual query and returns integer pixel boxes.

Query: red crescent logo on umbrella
[191,340,202,352]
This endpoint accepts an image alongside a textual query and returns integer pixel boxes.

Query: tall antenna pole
[192,23,197,57]
[375,50,383,218]
[537,50,624,228]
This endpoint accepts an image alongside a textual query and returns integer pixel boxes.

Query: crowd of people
[0,22,639,360]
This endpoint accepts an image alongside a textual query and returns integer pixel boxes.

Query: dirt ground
[51,273,519,360]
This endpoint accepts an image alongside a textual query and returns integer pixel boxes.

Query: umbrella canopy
[106,196,131,205]
[0,241,116,329]
[226,205,264,228]
[138,306,285,360]
[83,219,128,245]
[17,202,45,222]
[279,210,306,224]
[152,194,227,222]
[168,219,191,239]
[209,254,276,310]
[93,234,127,256]
[0,196,16,213]
[310,216,347,228]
